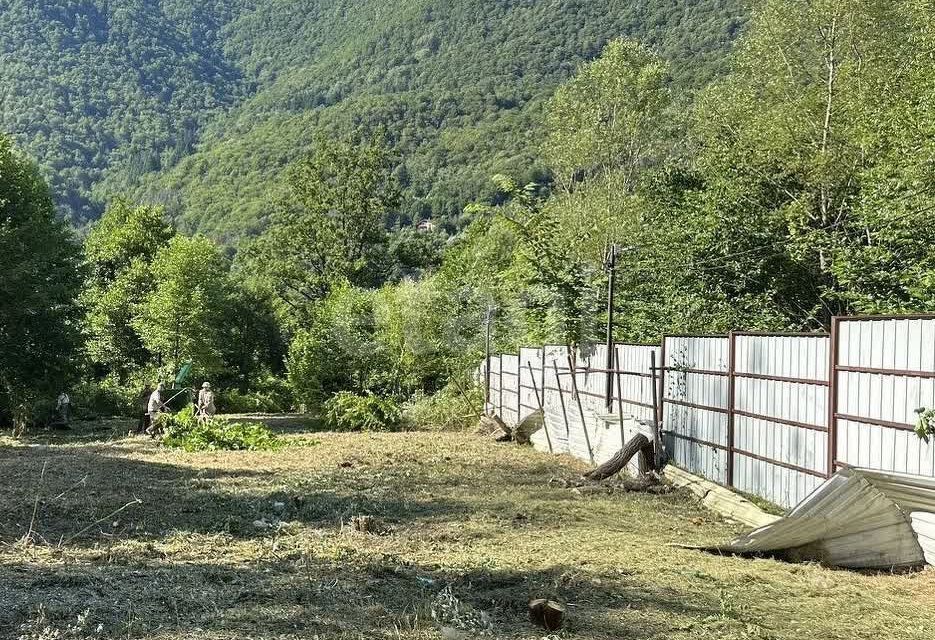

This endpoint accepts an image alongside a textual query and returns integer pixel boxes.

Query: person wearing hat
[197,382,217,423]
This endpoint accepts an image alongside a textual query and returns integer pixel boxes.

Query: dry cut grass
[1,422,934,639]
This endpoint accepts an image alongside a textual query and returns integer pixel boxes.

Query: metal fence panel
[662,336,730,484]
[613,344,661,422]
[518,347,544,425]
[835,317,935,477]
[499,354,520,427]
[541,346,571,454]
[732,334,830,508]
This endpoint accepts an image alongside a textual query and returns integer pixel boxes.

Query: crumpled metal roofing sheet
[712,467,935,569]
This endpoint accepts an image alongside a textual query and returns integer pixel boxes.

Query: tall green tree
[0,136,83,429]
[82,201,174,379]
[248,137,401,326]
[544,38,671,194]
[687,0,935,325]
[133,236,233,377]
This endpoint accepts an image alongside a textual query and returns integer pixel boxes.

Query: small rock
[272,501,286,512]
[253,519,270,530]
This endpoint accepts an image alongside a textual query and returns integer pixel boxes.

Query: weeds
[158,407,283,451]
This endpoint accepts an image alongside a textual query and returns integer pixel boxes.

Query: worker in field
[137,384,153,433]
[197,381,216,423]
[145,382,166,435]
[55,391,71,426]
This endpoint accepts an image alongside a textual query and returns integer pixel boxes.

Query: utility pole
[604,244,618,410]
[604,245,634,409]
[484,305,495,414]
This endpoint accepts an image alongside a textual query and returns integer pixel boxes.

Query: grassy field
[1,422,934,639]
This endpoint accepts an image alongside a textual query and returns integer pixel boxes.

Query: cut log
[584,433,652,481]
[513,410,544,445]
[528,598,566,631]
[476,414,512,442]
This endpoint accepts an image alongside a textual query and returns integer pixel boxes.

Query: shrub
[159,406,282,452]
[403,382,482,431]
[218,388,285,414]
[323,392,403,432]
[71,379,140,419]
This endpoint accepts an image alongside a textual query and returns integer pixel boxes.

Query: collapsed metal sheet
[711,467,935,569]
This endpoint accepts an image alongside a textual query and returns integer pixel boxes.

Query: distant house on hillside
[416,219,436,232]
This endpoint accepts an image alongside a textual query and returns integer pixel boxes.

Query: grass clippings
[0,423,933,639]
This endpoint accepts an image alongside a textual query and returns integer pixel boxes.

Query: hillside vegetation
[0,0,248,222]
[1,0,745,232]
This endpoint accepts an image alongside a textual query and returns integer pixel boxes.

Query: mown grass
[1,421,934,639]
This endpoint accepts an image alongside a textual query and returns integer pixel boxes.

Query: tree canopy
[0,135,83,429]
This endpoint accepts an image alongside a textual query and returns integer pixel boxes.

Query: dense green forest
[0,0,249,222]
[1,0,745,234]
[4,0,935,433]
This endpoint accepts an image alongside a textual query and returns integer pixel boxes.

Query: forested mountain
[1,0,745,236]
[0,1,249,222]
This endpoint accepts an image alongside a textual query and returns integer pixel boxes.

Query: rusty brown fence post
[658,337,668,440]
[727,331,737,488]
[827,317,840,478]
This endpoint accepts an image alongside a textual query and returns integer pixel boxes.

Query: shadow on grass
[3,418,139,447]
[0,444,474,545]
[0,553,725,639]
[225,413,324,433]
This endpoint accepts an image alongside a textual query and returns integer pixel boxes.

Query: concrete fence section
[481,315,935,510]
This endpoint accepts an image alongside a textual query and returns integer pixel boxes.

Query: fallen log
[583,433,653,481]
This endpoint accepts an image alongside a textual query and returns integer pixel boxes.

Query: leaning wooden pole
[566,354,594,464]
[551,360,571,437]
[527,360,552,453]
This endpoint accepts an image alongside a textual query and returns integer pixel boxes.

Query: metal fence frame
[483,314,935,509]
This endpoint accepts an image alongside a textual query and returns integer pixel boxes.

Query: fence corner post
[827,317,840,478]
[727,331,737,489]
[658,336,667,439]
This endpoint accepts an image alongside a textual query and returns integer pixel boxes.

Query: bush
[403,382,482,431]
[323,392,403,432]
[216,375,294,414]
[217,388,286,414]
[158,406,283,452]
[71,379,140,419]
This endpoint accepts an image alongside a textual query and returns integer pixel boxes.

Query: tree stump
[528,599,566,631]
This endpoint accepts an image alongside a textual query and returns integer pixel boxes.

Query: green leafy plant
[323,392,402,432]
[158,406,282,452]
[915,408,935,443]
[403,383,482,431]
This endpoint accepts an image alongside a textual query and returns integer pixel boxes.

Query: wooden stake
[551,360,571,437]
[566,354,594,464]
[528,361,552,453]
